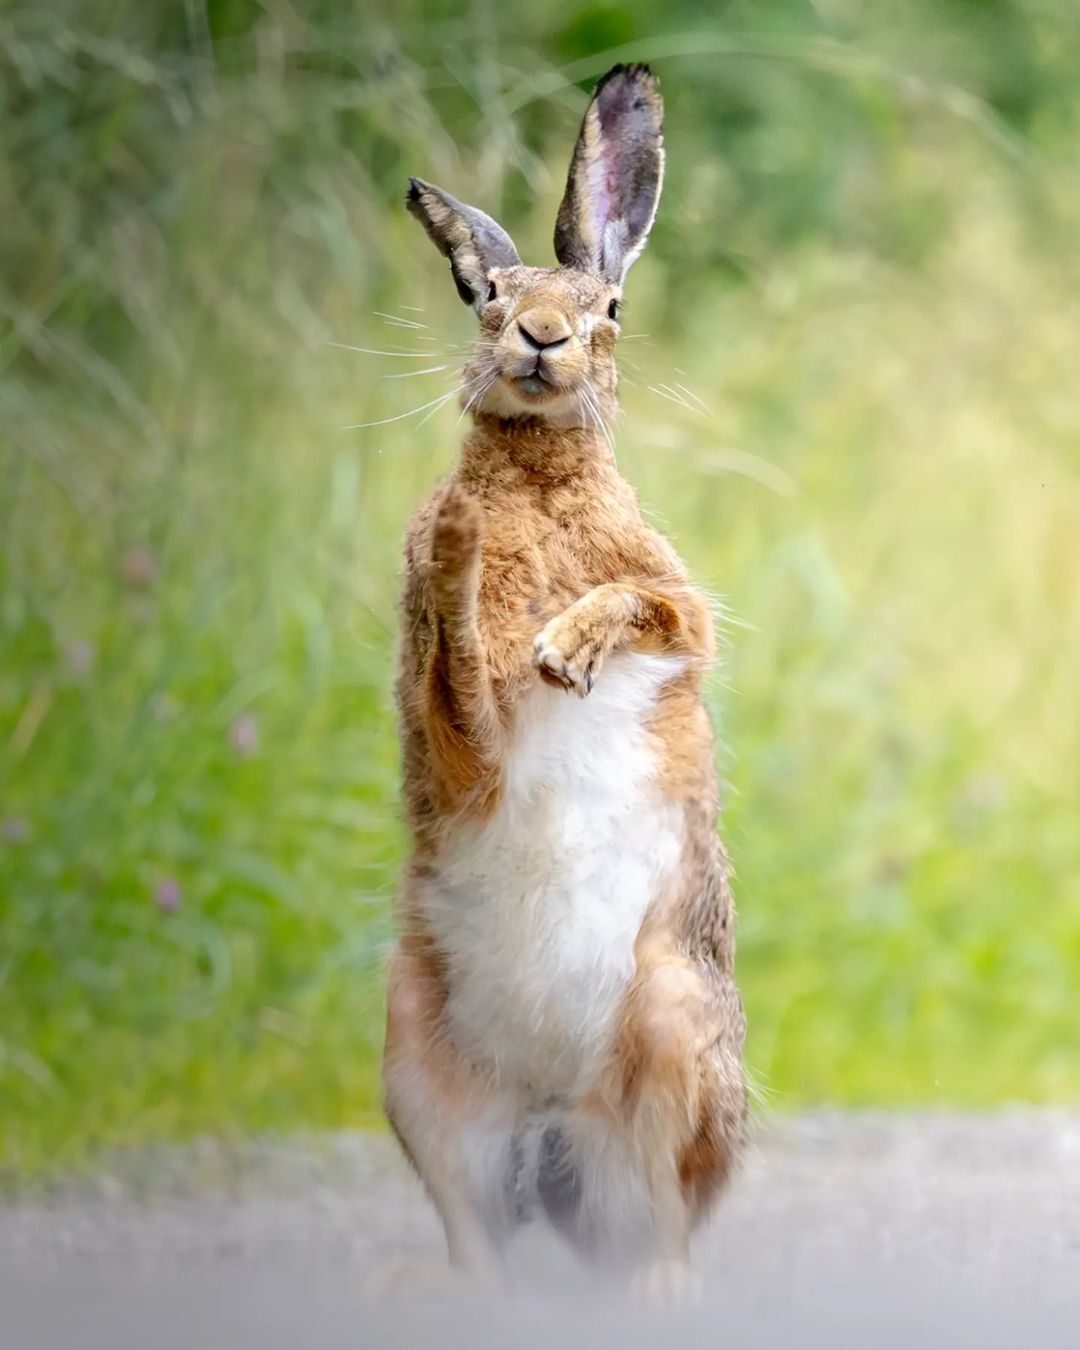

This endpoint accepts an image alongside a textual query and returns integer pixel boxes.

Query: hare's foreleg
[424,484,502,810]
[532,580,710,697]
[382,940,520,1278]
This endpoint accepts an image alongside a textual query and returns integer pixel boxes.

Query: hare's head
[407,65,664,431]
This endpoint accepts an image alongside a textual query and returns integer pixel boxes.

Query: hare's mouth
[512,372,556,399]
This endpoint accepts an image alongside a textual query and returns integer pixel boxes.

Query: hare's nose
[517,308,572,351]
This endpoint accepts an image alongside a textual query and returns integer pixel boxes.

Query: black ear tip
[595,62,657,92]
[406,177,424,204]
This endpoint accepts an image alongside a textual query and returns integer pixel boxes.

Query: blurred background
[1,0,1077,1182]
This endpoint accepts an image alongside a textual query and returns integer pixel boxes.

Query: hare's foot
[366,1254,456,1303]
[630,1258,703,1307]
[367,1253,506,1303]
[366,1249,505,1303]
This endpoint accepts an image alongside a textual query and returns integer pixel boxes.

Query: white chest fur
[419,651,686,1102]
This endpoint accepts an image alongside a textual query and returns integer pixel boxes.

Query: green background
[2,0,1078,1179]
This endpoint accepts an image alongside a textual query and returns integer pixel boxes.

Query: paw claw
[532,636,591,697]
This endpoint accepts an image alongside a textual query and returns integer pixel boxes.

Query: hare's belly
[420,651,685,1100]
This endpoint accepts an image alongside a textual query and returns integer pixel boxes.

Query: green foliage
[1,0,1078,1177]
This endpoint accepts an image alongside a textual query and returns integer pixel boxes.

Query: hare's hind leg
[554,949,746,1299]
[382,941,521,1281]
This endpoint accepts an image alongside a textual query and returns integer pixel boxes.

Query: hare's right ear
[406,178,521,310]
[554,64,665,285]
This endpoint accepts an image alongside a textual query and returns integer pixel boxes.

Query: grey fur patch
[505,1128,534,1225]
[536,1123,581,1231]
[504,1114,581,1233]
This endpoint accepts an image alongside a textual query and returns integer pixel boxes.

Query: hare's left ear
[554,64,664,285]
[407,178,521,309]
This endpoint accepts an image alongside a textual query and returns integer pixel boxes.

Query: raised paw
[532,622,599,698]
[431,484,482,589]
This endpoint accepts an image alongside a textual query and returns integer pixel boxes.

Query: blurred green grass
[1,1,1078,1178]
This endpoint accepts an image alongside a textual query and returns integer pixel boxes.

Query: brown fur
[382,64,746,1292]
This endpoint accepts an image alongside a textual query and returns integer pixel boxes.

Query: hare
[382,65,746,1300]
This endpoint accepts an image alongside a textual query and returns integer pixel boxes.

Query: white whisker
[673,372,714,415]
[373,310,429,330]
[647,383,699,414]
[675,383,712,415]
[581,380,617,458]
[655,382,699,412]
[414,384,468,430]
[578,390,596,438]
[414,369,497,432]
[456,369,498,425]
[383,364,452,380]
[342,382,467,431]
[330,341,447,359]
[381,321,434,335]
[585,394,611,456]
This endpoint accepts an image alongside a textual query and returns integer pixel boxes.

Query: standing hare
[383,65,746,1300]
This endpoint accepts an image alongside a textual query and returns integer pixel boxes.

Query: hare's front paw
[431,484,482,591]
[532,614,603,698]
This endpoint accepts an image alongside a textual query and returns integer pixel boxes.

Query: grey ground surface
[2,1112,1078,1348]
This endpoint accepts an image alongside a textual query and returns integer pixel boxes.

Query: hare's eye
[607,298,621,321]
[487,280,498,302]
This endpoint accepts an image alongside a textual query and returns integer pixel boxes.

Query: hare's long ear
[407,178,521,309]
[554,64,664,285]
